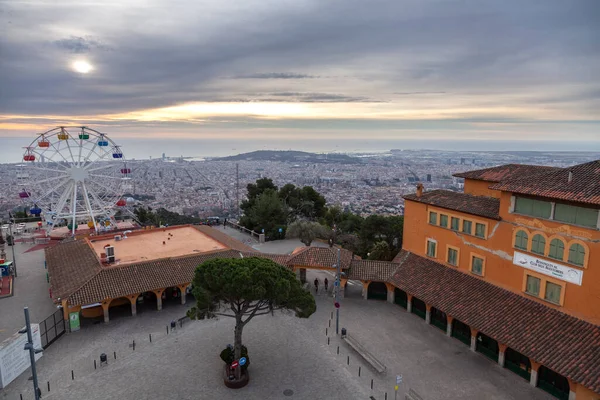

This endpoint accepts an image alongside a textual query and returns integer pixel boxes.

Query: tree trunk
[234,317,244,379]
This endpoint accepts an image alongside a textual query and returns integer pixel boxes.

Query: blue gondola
[112,146,123,158]
[30,205,42,216]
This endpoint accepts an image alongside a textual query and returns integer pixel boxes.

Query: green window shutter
[475,223,486,238]
[472,256,483,275]
[531,234,546,255]
[544,282,562,304]
[447,248,458,266]
[440,215,448,228]
[451,217,460,231]
[548,239,564,260]
[568,243,585,266]
[429,212,437,225]
[526,275,541,296]
[514,231,528,250]
[554,204,578,224]
[515,197,533,214]
[462,220,472,234]
[532,200,552,219]
[575,206,599,228]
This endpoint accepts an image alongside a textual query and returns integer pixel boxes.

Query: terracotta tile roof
[68,249,243,306]
[403,190,501,220]
[192,225,256,252]
[241,252,291,267]
[490,160,600,206]
[287,246,354,270]
[453,164,561,183]
[46,239,101,302]
[389,250,600,393]
[348,260,399,281]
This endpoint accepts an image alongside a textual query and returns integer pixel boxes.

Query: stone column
[446,316,453,337]
[568,380,577,400]
[155,289,165,311]
[130,299,137,316]
[530,361,540,387]
[407,295,413,313]
[178,284,189,305]
[340,278,348,298]
[498,344,507,367]
[470,328,478,352]
[425,305,432,324]
[102,301,110,323]
[299,268,307,284]
[386,283,395,304]
[362,281,370,300]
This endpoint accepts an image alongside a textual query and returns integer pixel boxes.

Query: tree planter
[223,364,249,389]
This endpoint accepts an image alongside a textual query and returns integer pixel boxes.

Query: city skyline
[1,0,599,150]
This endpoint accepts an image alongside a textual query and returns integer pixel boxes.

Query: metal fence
[40,308,65,349]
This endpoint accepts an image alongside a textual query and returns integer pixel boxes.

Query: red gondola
[121,168,131,174]
[19,190,31,198]
[116,199,127,207]
[23,154,35,161]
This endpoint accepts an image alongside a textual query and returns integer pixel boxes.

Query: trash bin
[341,328,347,338]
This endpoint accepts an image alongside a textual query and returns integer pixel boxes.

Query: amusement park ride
[18,127,135,236]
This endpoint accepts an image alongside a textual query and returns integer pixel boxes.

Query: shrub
[220,345,250,371]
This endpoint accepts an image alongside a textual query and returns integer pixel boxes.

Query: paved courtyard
[2,273,552,400]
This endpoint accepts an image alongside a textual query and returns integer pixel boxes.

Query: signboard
[239,357,247,366]
[513,251,583,285]
[69,312,80,332]
[231,360,239,369]
[396,375,402,384]
[0,324,43,389]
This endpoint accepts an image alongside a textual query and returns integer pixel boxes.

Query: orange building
[400,160,600,400]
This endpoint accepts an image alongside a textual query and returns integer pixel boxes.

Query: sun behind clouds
[72,60,93,74]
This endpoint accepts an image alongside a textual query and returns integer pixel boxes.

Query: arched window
[531,234,546,255]
[568,243,585,267]
[548,239,565,260]
[514,231,528,250]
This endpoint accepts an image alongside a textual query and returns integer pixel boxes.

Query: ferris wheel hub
[69,166,89,182]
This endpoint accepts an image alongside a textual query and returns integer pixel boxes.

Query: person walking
[324,278,329,292]
[314,278,319,294]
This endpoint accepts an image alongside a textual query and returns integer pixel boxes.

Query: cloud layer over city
[1,0,599,147]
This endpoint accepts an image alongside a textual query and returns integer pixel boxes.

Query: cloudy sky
[1,0,599,151]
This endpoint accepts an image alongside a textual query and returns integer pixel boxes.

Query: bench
[342,333,386,374]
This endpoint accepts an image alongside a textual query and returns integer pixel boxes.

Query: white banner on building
[513,251,583,286]
[0,324,43,389]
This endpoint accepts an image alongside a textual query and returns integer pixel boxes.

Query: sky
[0,0,599,152]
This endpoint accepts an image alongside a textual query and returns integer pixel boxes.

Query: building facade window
[450,217,460,231]
[548,239,565,260]
[440,214,448,228]
[554,203,599,228]
[514,230,529,250]
[427,240,437,258]
[525,275,541,296]
[462,220,472,235]
[568,243,585,267]
[531,234,546,255]
[475,223,485,238]
[447,247,458,266]
[514,197,552,219]
[544,282,562,304]
[471,256,484,275]
[429,212,438,225]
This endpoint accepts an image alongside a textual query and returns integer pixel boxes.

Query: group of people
[313,277,329,294]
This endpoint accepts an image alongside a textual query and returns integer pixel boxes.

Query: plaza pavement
[0,240,57,342]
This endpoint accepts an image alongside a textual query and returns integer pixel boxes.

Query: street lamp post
[20,307,43,400]
[334,248,341,335]
[8,220,17,277]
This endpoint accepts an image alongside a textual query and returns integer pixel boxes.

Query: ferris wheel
[19,126,132,235]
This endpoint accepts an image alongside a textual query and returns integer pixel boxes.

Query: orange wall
[463,179,501,198]
[403,195,600,324]
[576,384,600,400]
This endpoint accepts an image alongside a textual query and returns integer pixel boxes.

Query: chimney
[568,171,573,183]
[416,183,424,198]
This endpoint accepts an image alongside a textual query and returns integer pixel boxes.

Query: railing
[505,359,531,381]
[394,297,407,308]
[538,380,569,400]
[451,329,471,346]
[431,318,447,332]
[225,220,265,243]
[476,343,498,362]
[411,306,426,320]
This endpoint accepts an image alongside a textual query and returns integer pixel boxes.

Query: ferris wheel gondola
[20,126,132,236]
